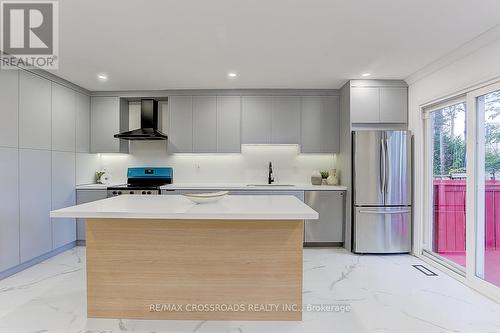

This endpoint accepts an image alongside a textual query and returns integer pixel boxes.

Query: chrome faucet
[268,162,275,184]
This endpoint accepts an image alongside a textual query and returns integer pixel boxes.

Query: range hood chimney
[114,99,168,141]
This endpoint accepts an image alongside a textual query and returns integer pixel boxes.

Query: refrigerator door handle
[358,210,411,214]
[384,138,390,193]
[380,139,386,193]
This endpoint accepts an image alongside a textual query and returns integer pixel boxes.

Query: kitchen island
[50,195,318,321]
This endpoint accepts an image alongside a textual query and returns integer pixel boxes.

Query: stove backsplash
[78,142,336,185]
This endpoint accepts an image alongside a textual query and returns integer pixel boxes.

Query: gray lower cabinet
[19,149,52,262]
[304,191,345,243]
[19,70,52,150]
[301,96,340,153]
[0,70,19,148]
[76,189,107,240]
[52,83,76,152]
[0,148,19,272]
[51,152,76,249]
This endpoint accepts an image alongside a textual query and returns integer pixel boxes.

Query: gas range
[107,167,173,197]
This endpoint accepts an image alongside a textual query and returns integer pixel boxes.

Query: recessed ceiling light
[227,72,238,78]
[97,73,108,81]
[361,73,371,77]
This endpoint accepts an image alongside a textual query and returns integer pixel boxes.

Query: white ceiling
[53,0,500,91]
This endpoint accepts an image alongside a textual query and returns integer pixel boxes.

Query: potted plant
[320,171,329,185]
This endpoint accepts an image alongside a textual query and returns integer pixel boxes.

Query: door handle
[359,210,410,214]
[380,139,386,193]
[385,138,389,193]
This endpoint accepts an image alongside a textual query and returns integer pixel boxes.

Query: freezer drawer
[353,207,411,253]
[304,191,345,243]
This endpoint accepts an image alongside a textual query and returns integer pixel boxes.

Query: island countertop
[50,194,319,220]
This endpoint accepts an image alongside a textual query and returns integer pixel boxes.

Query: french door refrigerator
[352,130,412,254]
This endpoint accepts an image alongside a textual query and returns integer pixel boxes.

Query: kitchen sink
[246,184,295,187]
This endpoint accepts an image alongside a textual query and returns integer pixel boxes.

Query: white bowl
[182,191,229,204]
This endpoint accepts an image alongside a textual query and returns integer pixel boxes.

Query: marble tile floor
[1,247,500,333]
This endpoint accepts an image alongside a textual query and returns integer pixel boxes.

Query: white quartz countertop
[160,183,347,191]
[50,195,319,220]
[76,183,347,191]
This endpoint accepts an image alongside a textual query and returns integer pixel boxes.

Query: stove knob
[112,191,117,195]
[142,191,146,195]
[118,191,122,195]
[147,191,152,195]
[130,191,134,194]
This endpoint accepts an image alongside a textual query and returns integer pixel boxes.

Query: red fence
[434,179,500,253]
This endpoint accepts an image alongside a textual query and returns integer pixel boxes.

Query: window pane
[431,102,467,267]
[476,90,500,287]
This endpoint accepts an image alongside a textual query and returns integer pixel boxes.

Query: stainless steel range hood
[114,99,168,141]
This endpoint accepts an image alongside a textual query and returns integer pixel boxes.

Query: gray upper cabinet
[168,96,193,153]
[241,96,272,144]
[52,83,76,152]
[216,96,241,153]
[76,92,91,153]
[19,71,52,150]
[19,149,52,262]
[193,96,217,153]
[379,87,408,123]
[301,96,340,153]
[0,147,19,272]
[350,84,408,124]
[51,151,76,249]
[350,87,379,123]
[91,96,128,153]
[271,96,300,144]
[0,70,19,148]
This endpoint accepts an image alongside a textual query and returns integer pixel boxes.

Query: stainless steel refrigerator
[352,130,412,254]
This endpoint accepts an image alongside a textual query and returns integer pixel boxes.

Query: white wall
[98,144,336,185]
[408,28,500,255]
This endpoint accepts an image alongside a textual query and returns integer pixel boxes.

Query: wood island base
[86,218,304,321]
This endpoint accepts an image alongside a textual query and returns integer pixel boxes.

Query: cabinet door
[0,148,19,271]
[304,191,344,243]
[217,96,241,153]
[301,96,323,153]
[20,149,52,262]
[241,96,272,144]
[76,92,91,153]
[350,87,380,123]
[51,151,76,249]
[90,97,121,153]
[0,70,19,148]
[19,71,52,150]
[322,95,340,153]
[271,96,300,144]
[76,190,107,240]
[379,87,408,123]
[193,96,217,152]
[52,83,76,152]
[169,96,193,152]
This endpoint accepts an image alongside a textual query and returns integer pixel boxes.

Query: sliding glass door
[471,85,500,289]
[424,101,467,270]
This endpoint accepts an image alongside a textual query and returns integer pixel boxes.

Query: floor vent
[412,264,438,276]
